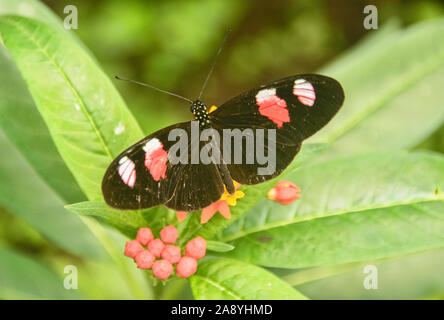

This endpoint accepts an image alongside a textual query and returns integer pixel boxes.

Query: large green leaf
[296,248,444,299]
[179,143,328,242]
[218,151,444,268]
[77,218,155,300]
[0,0,65,30]
[0,0,85,203]
[0,134,104,258]
[0,15,144,200]
[190,258,307,300]
[0,48,85,203]
[311,18,444,155]
[0,245,81,299]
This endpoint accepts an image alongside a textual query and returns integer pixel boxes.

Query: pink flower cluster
[124,225,206,280]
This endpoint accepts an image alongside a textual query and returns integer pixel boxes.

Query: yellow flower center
[220,181,244,206]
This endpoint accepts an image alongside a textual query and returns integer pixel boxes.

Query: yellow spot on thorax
[209,105,218,113]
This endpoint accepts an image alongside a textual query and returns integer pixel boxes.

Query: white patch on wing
[293,78,316,106]
[256,88,277,102]
[143,138,162,156]
[118,156,136,188]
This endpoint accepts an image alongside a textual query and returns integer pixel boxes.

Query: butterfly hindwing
[210,74,344,184]
[102,122,225,211]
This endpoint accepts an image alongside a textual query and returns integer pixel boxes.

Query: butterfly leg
[218,161,235,195]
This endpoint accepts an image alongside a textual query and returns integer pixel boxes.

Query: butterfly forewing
[102,122,225,211]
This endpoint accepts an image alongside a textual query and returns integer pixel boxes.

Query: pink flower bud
[148,238,165,258]
[267,180,301,205]
[136,227,154,246]
[134,250,155,269]
[152,259,173,280]
[160,225,178,244]
[176,256,198,278]
[124,240,143,258]
[185,236,207,260]
[161,245,181,264]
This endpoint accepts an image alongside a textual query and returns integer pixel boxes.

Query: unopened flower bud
[176,256,198,278]
[185,236,207,260]
[124,240,143,258]
[152,259,173,280]
[161,245,181,264]
[267,180,300,205]
[135,250,155,269]
[136,227,154,246]
[160,225,178,244]
[148,238,165,258]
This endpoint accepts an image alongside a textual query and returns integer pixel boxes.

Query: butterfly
[102,73,344,211]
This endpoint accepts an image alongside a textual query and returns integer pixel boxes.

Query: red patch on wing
[144,139,168,181]
[256,90,290,128]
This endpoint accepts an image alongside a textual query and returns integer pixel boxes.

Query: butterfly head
[190,100,210,127]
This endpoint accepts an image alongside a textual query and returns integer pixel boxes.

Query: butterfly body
[190,100,211,128]
[102,74,344,211]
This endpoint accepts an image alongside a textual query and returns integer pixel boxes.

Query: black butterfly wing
[210,74,344,184]
[102,122,225,211]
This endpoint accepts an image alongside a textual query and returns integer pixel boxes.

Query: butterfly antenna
[198,29,231,100]
[115,76,193,103]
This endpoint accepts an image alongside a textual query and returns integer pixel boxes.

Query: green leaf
[218,151,444,268]
[0,15,144,200]
[0,0,86,203]
[190,259,307,300]
[0,245,81,299]
[66,201,147,238]
[206,240,234,253]
[0,0,66,30]
[296,248,444,299]
[0,48,85,203]
[66,201,175,238]
[77,218,155,300]
[0,133,105,258]
[312,18,444,154]
[181,143,328,242]
[0,0,96,53]
[66,202,144,238]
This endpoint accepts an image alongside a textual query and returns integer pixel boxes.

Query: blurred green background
[1,0,443,299]
[40,0,444,143]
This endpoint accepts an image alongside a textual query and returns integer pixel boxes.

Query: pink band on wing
[143,138,168,181]
[118,156,136,188]
[293,79,316,107]
[256,88,290,128]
